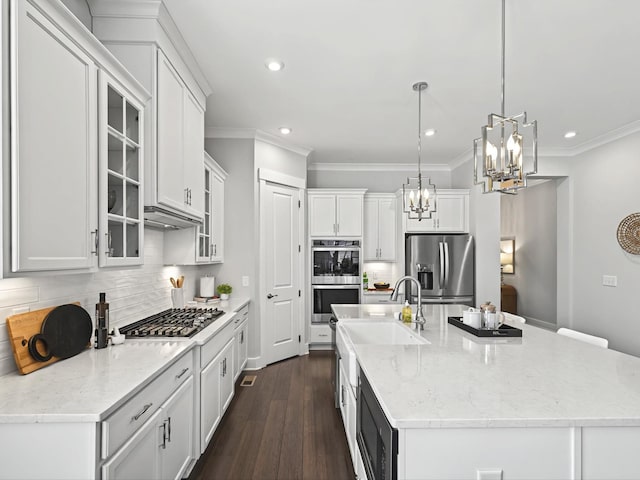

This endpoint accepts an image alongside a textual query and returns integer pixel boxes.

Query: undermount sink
[337,320,429,389]
[342,321,429,345]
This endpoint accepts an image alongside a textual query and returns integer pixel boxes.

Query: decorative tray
[447,316,522,337]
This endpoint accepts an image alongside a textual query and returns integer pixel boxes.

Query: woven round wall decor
[617,213,640,255]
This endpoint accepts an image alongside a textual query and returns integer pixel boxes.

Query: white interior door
[262,181,301,365]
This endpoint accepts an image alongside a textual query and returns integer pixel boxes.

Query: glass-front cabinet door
[196,167,212,262]
[99,72,144,266]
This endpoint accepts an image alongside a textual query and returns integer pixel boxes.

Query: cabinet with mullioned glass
[99,72,144,266]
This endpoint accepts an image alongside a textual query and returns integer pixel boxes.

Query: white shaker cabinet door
[336,195,363,237]
[210,166,225,263]
[102,409,162,480]
[436,193,468,232]
[11,1,98,271]
[182,90,205,219]
[308,194,337,237]
[363,198,378,260]
[156,50,186,213]
[160,377,195,480]
[377,197,396,261]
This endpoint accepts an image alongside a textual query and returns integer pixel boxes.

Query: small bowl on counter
[373,282,390,290]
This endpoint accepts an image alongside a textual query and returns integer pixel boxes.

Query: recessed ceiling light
[564,131,577,139]
[424,129,437,137]
[265,58,284,72]
[279,127,292,135]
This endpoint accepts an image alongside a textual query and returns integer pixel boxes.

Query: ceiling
[162,0,640,167]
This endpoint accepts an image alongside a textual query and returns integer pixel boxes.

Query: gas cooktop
[119,308,225,338]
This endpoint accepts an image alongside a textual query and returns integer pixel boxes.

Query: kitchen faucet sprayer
[390,276,426,330]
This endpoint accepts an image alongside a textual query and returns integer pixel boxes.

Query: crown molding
[206,128,313,157]
[543,119,640,157]
[308,162,450,172]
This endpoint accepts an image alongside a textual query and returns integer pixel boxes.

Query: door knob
[267,293,278,299]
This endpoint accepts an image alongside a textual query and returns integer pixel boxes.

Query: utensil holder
[171,288,184,309]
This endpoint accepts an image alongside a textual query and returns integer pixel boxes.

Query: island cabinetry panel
[308,189,366,237]
[164,152,227,264]
[400,427,573,479]
[338,359,357,470]
[581,426,640,479]
[7,0,149,273]
[364,194,397,261]
[402,189,469,233]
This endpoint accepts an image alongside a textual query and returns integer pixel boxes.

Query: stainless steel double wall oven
[311,240,361,324]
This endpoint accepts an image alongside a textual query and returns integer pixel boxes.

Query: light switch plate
[602,275,617,287]
[242,276,249,287]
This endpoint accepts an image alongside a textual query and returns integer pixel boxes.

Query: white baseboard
[525,316,557,331]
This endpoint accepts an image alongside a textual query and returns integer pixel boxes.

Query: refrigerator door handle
[443,241,450,289]
[438,242,445,288]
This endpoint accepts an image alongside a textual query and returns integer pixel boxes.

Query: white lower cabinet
[102,409,162,480]
[101,354,195,480]
[234,320,249,381]
[309,324,332,344]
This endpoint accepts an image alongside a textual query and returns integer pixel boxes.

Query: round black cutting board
[41,304,92,359]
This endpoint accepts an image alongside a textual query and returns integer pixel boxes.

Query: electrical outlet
[602,275,617,287]
[242,276,249,287]
[477,469,503,480]
[372,271,379,279]
[12,306,30,315]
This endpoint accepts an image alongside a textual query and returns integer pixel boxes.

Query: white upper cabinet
[156,51,205,221]
[364,194,397,261]
[402,189,469,233]
[308,189,366,237]
[91,3,211,228]
[99,72,145,267]
[10,0,98,272]
[164,152,226,265]
[7,0,149,273]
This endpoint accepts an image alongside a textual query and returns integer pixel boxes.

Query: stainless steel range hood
[144,205,203,229]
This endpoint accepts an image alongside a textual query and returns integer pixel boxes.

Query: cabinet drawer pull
[175,367,189,379]
[131,403,152,422]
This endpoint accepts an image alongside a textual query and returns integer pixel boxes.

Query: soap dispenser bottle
[401,300,412,324]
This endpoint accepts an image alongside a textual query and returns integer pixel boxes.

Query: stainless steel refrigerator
[404,234,474,304]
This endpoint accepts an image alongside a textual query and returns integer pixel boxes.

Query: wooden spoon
[170,277,177,288]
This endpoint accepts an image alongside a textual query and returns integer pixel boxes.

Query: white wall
[308,167,451,191]
[501,180,558,325]
[205,136,308,367]
[563,132,640,355]
[0,228,204,376]
[451,158,500,308]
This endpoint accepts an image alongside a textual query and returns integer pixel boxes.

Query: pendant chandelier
[403,81,437,221]
[474,0,538,194]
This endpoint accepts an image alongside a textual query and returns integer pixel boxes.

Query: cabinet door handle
[175,367,189,379]
[184,188,189,205]
[105,232,112,256]
[131,403,152,422]
[336,223,339,233]
[91,229,98,255]
[167,416,172,443]
[160,421,167,449]
[240,331,244,343]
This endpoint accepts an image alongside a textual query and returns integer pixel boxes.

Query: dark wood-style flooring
[189,351,355,480]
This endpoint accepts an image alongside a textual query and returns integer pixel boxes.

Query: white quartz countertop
[0,297,250,423]
[332,303,640,429]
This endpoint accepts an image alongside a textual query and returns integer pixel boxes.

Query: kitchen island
[333,303,640,479]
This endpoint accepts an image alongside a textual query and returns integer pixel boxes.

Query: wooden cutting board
[5,302,87,375]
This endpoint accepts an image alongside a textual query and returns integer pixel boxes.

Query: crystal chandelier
[403,82,437,221]
[474,0,538,194]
